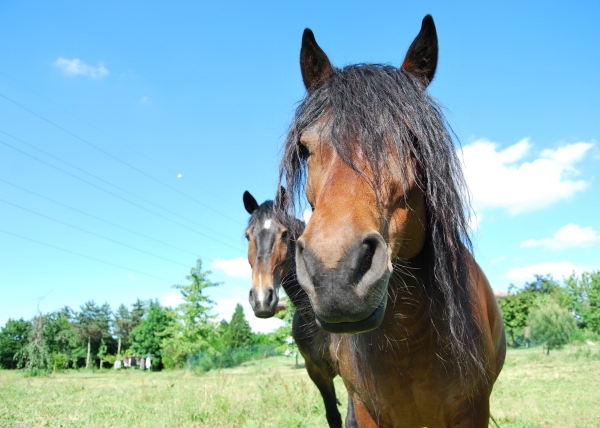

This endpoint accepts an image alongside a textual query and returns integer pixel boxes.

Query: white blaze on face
[263,219,272,230]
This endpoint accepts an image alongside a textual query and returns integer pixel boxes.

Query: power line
[0,129,241,245]
[0,177,199,258]
[0,228,173,283]
[0,68,234,207]
[0,91,243,226]
[0,138,245,253]
[0,198,193,269]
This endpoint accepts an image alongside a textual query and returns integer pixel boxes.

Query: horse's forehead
[250,215,283,234]
[300,115,330,141]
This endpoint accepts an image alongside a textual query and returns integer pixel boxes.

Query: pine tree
[113,304,132,356]
[223,304,252,349]
[160,259,221,368]
[76,301,112,368]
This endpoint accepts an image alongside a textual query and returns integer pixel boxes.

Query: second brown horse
[243,189,356,428]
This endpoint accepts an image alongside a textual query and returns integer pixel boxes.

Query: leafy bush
[571,328,600,345]
[528,296,577,354]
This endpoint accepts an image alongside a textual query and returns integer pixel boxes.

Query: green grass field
[1,346,599,427]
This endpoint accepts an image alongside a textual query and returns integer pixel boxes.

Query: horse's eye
[245,233,250,241]
[281,231,289,241]
[298,142,310,159]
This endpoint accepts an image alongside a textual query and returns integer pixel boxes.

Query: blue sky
[1,1,599,332]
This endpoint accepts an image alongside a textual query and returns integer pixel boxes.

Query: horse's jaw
[314,291,388,334]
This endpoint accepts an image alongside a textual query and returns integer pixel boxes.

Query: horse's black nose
[249,286,278,318]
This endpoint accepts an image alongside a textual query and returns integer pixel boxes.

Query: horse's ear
[300,28,334,93]
[275,186,286,210]
[401,15,438,87]
[243,191,259,214]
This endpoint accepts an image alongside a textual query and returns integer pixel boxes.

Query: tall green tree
[130,300,173,370]
[223,304,252,349]
[498,275,566,347]
[43,309,78,369]
[75,301,112,368]
[0,318,31,369]
[528,296,576,354]
[130,299,146,328]
[15,314,51,375]
[113,304,132,356]
[498,285,537,347]
[564,271,600,332]
[160,259,221,368]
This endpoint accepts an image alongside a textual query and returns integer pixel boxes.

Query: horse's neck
[383,254,437,349]
[282,269,315,322]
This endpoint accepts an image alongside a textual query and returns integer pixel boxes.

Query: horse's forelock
[247,200,305,240]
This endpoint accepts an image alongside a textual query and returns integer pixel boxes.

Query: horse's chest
[335,338,461,427]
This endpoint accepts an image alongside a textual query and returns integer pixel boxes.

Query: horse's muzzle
[249,286,279,318]
[295,231,391,333]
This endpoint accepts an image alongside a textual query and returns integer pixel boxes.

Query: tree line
[3,262,597,372]
[0,259,292,373]
[498,271,600,353]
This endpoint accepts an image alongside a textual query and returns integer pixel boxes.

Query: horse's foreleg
[350,396,378,428]
[345,393,359,428]
[304,360,343,428]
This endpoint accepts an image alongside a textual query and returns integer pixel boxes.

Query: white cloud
[54,57,108,79]
[460,139,593,214]
[211,257,251,279]
[302,209,312,223]
[160,291,183,308]
[522,224,600,250]
[505,261,594,283]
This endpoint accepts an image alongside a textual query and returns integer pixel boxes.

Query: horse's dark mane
[279,64,486,386]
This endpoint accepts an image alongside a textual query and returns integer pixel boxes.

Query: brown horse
[243,189,357,428]
[279,15,506,427]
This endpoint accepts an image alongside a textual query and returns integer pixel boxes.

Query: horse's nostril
[249,289,254,300]
[267,288,274,305]
[355,237,376,284]
[296,239,305,254]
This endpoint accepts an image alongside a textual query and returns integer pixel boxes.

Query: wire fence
[187,345,280,373]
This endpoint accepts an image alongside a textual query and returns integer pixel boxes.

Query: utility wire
[0,177,199,258]
[0,69,234,207]
[0,228,172,283]
[0,198,193,269]
[0,91,243,226]
[0,139,245,252]
[0,129,240,245]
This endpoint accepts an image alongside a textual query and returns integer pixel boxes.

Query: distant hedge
[187,345,279,373]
